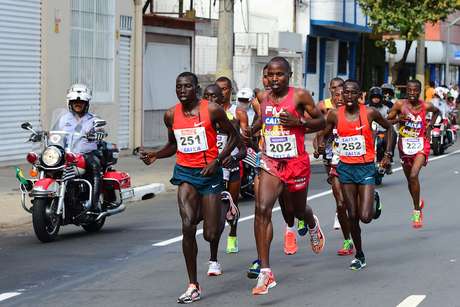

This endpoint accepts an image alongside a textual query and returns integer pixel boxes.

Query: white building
[0,0,139,164]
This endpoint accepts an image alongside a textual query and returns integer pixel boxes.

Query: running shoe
[252,270,277,295]
[411,210,423,228]
[177,283,201,304]
[247,259,261,279]
[297,219,308,236]
[419,199,425,219]
[284,229,298,255]
[333,213,341,230]
[349,257,366,271]
[373,190,382,220]
[226,236,239,254]
[207,261,222,276]
[309,215,325,254]
[337,239,354,256]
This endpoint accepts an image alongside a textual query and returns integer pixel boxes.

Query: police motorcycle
[428,94,457,156]
[17,112,133,243]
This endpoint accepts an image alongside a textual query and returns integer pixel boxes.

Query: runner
[244,57,326,295]
[387,79,440,228]
[314,79,354,256]
[140,72,239,304]
[319,79,393,270]
[203,83,247,254]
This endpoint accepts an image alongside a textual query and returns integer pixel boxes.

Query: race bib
[265,135,298,158]
[216,134,228,153]
[402,137,424,155]
[339,135,366,157]
[174,127,208,153]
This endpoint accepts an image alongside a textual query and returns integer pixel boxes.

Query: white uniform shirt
[53,111,98,153]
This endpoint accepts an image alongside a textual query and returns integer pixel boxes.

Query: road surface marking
[0,292,21,302]
[396,295,426,307]
[153,149,460,247]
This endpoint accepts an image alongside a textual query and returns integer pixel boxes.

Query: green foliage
[358,0,458,53]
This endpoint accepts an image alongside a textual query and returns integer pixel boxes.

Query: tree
[358,0,458,83]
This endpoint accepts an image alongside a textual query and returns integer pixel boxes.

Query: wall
[41,0,134,145]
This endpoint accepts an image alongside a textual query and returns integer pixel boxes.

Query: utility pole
[415,38,425,97]
[216,0,234,79]
[133,0,143,148]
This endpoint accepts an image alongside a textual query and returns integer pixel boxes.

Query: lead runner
[244,57,326,295]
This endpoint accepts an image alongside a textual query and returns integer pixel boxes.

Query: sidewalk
[0,134,319,229]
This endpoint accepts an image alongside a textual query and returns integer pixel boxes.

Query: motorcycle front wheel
[432,138,442,156]
[32,198,60,243]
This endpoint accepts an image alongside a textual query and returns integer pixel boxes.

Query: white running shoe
[207,261,222,276]
[333,213,341,230]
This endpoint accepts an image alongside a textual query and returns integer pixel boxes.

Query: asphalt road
[1,144,460,307]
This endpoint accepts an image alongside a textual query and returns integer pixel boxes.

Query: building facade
[0,0,137,164]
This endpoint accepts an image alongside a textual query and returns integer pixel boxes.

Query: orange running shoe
[283,229,298,255]
[309,215,325,254]
[411,210,423,228]
[252,270,277,295]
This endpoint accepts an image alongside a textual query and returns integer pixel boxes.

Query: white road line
[0,292,21,302]
[396,295,426,307]
[153,149,460,247]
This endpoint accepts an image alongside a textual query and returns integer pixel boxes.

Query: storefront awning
[385,40,460,65]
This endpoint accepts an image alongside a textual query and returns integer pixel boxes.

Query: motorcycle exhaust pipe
[96,204,126,221]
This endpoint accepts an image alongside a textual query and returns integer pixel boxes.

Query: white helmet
[237,87,254,101]
[66,83,92,113]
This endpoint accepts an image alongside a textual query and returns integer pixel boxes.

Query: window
[71,0,115,102]
[338,41,348,75]
[307,36,317,74]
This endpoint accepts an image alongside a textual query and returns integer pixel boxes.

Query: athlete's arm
[317,110,337,154]
[386,100,403,125]
[140,108,176,165]
[201,103,240,176]
[279,89,325,132]
[425,101,441,137]
[236,107,249,131]
[370,108,393,167]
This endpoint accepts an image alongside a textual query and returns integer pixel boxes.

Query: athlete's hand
[380,156,391,169]
[241,127,252,143]
[140,150,157,165]
[201,159,219,177]
[280,111,301,127]
[221,156,236,168]
[313,151,320,159]
[317,142,326,155]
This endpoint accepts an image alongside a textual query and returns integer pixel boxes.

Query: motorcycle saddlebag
[103,171,131,189]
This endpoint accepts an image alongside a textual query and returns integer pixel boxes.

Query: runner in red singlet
[319,79,393,271]
[141,72,239,304]
[243,57,326,295]
[387,79,440,228]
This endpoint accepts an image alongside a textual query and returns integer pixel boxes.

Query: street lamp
[445,16,460,86]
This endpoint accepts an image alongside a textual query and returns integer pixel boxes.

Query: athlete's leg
[341,183,362,254]
[177,183,202,285]
[357,184,375,224]
[279,190,295,227]
[255,170,283,268]
[227,178,241,236]
[403,154,426,210]
[332,176,351,240]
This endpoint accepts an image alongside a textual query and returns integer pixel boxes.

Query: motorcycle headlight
[42,146,62,167]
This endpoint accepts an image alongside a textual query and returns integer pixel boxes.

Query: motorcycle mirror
[94,119,106,128]
[21,122,32,130]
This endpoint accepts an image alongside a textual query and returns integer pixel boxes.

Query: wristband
[384,152,393,158]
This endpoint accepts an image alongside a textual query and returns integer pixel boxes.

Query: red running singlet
[336,104,375,164]
[173,99,218,168]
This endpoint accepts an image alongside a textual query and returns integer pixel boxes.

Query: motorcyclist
[54,84,105,212]
[381,83,396,108]
[368,86,397,173]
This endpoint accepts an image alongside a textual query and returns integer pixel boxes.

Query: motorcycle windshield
[48,108,86,152]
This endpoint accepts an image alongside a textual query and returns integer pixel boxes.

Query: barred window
[71,0,115,102]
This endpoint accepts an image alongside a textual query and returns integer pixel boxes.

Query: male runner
[315,80,354,256]
[203,83,247,253]
[244,57,326,294]
[319,79,393,270]
[215,77,250,253]
[387,79,440,228]
[141,72,239,304]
